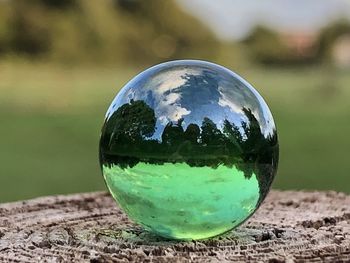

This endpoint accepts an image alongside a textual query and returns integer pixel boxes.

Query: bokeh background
[1,0,350,202]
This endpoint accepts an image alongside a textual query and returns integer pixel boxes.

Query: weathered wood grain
[0,190,349,262]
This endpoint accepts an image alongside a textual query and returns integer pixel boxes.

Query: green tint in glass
[99,60,278,240]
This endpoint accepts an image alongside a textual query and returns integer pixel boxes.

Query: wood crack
[0,190,349,262]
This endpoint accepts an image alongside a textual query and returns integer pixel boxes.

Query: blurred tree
[0,3,11,54]
[114,0,219,63]
[313,21,350,99]
[244,26,318,66]
[39,0,76,9]
[318,20,350,61]
[243,26,288,65]
[0,0,219,65]
[8,1,51,55]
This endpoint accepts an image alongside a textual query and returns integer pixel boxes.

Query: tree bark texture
[0,190,349,262]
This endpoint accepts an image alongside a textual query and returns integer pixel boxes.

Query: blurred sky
[177,0,350,40]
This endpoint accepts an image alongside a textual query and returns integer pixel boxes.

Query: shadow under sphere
[99,60,279,240]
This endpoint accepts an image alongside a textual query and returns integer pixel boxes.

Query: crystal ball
[99,60,278,240]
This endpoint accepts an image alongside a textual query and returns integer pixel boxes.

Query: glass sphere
[99,60,278,240]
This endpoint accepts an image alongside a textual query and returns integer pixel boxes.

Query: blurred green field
[1,62,350,202]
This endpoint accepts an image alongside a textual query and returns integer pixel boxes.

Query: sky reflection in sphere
[100,60,278,240]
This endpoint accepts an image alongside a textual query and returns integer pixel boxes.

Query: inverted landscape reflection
[99,60,278,240]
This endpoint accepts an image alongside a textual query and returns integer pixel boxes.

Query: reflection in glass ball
[99,60,278,240]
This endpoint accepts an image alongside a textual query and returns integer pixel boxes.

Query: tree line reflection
[100,99,278,197]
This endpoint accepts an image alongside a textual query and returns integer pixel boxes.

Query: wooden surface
[0,190,349,262]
